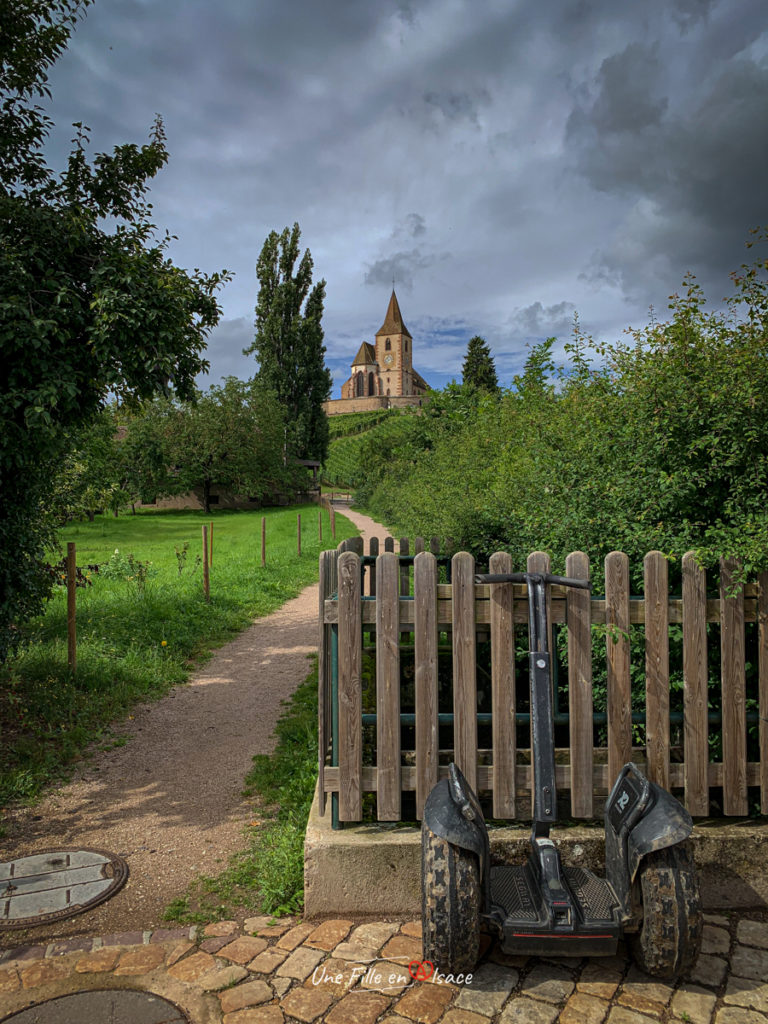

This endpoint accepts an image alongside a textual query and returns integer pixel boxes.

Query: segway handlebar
[474,571,590,590]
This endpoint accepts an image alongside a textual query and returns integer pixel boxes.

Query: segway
[421,569,702,979]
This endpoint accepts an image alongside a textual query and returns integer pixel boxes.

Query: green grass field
[0,505,357,806]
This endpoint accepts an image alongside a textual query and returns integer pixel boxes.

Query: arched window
[368,372,375,396]
[355,372,364,397]
[404,340,408,352]
[385,338,391,351]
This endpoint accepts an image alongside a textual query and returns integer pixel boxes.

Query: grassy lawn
[0,505,357,806]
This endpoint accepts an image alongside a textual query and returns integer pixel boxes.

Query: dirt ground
[0,505,391,945]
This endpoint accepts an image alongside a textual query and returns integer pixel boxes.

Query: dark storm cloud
[364,250,434,291]
[508,302,577,340]
[38,0,768,392]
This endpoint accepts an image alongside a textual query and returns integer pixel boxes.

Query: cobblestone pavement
[2,911,767,1023]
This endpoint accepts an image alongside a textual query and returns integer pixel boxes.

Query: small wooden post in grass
[67,542,76,674]
[261,516,266,567]
[202,525,210,602]
[297,514,302,557]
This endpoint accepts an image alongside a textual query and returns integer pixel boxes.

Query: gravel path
[1,505,391,944]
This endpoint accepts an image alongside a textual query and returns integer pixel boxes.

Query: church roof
[352,341,376,366]
[376,289,412,339]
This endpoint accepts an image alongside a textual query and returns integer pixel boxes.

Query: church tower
[374,290,413,397]
[335,290,428,410]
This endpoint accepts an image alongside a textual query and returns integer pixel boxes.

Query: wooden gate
[318,541,768,825]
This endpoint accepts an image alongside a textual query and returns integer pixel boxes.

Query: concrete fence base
[304,783,768,919]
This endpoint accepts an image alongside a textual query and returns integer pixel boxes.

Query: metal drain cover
[1,990,189,1023]
[0,848,128,929]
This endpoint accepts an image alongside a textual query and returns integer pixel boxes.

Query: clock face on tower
[384,353,393,366]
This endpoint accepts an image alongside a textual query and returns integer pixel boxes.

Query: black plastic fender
[604,763,693,922]
[423,764,491,906]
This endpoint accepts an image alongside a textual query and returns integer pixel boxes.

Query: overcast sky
[44,0,768,393]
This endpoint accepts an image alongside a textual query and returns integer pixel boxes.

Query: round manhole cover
[1,990,189,1023]
[0,848,128,929]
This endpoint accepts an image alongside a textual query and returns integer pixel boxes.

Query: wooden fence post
[414,551,438,818]
[261,516,266,567]
[489,551,515,818]
[721,557,747,815]
[682,552,709,815]
[376,552,401,819]
[605,551,632,782]
[338,551,362,821]
[567,551,593,817]
[67,542,76,674]
[644,551,670,790]
[452,552,478,791]
[202,525,210,602]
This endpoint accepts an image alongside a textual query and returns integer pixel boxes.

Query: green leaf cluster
[350,233,768,582]
[0,1,230,657]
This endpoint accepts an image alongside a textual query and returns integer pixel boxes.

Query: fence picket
[384,537,395,553]
[644,552,670,790]
[490,551,515,817]
[318,549,338,816]
[605,552,632,783]
[759,571,768,815]
[567,551,593,817]
[415,552,439,817]
[452,552,478,791]
[682,552,709,815]
[429,537,440,557]
[721,558,748,815]
[415,537,425,555]
[376,553,401,820]
[337,551,362,821]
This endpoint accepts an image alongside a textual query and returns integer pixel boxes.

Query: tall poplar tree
[245,223,332,463]
[462,335,500,393]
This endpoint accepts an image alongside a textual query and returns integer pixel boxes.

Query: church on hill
[324,290,430,416]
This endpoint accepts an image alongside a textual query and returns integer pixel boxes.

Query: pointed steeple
[376,289,412,339]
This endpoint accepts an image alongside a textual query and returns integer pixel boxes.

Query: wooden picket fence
[318,540,768,825]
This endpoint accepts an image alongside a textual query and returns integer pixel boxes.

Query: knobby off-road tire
[628,840,702,979]
[421,820,481,975]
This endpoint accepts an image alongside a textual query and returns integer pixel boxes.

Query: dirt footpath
[1,506,391,943]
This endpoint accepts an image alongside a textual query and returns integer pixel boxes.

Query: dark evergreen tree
[245,223,332,463]
[462,335,500,393]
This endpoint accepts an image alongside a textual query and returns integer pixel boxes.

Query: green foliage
[0,1,229,659]
[0,506,358,804]
[163,378,294,513]
[354,235,768,583]
[245,223,332,463]
[462,334,500,393]
[327,409,393,440]
[164,660,320,921]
